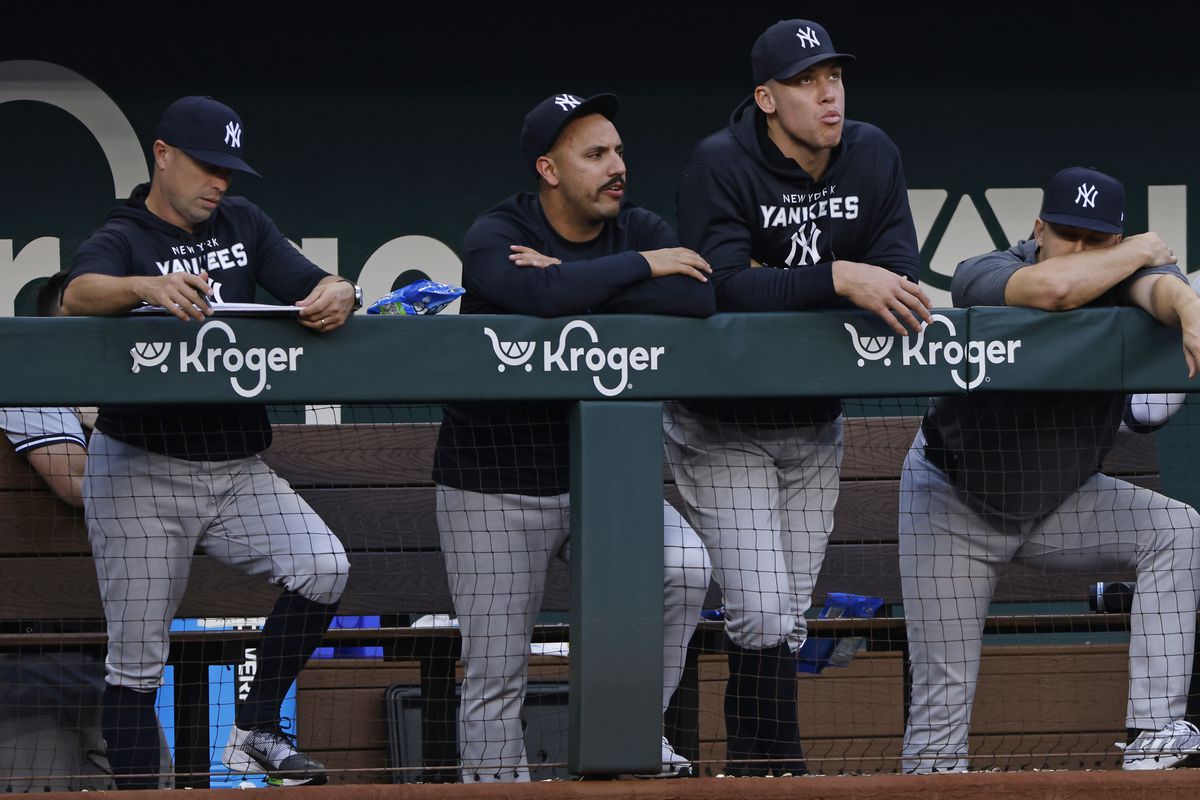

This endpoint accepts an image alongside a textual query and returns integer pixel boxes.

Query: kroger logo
[130,320,304,398]
[483,320,665,397]
[844,314,1021,390]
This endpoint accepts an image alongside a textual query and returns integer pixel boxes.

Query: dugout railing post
[568,401,665,775]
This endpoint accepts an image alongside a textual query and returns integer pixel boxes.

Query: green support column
[568,401,664,776]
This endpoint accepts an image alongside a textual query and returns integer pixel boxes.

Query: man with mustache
[431,91,714,782]
[62,96,357,788]
[666,19,931,776]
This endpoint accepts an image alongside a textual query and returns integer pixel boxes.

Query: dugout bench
[0,414,1175,782]
[0,419,577,787]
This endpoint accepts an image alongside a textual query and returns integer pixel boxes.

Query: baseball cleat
[633,737,694,778]
[1119,720,1200,770]
[223,724,328,786]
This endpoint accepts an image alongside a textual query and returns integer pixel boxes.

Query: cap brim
[555,93,619,135]
[771,52,855,83]
[1040,212,1122,235]
[178,146,261,177]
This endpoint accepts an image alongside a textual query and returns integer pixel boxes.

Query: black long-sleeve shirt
[67,183,328,460]
[433,192,714,494]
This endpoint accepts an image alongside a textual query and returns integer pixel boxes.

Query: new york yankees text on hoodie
[677,97,920,426]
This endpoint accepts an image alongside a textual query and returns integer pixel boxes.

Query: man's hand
[132,270,214,321]
[832,260,932,335]
[640,248,711,283]
[1181,321,1200,380]
[1124,232,1178,268]
[509,245,562,269]
[296,277,356,332]
[1128,270,1200,378]
[1167,281,1200,379]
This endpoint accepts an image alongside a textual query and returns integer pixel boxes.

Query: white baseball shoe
[1119,720,1200,770]
[632,737,693,778]
[223,723,328,786]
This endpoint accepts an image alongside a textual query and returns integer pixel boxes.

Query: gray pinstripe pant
[663,402,844,654]
[900,431,1200,773]
[436,486,711,783]
[84,431,350,691]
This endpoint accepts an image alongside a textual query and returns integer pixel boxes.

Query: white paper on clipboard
[130,302,301,316]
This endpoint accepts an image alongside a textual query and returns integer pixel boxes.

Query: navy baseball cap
[519,92,619,175]
[153,96,261,177]
[752,19,855,86]
[1039,167,1124,234]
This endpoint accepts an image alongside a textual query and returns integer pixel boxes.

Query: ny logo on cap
[554,94,582,112]
[1075,182,1098,208]
[796,26,821,48]
[224,121,242,148]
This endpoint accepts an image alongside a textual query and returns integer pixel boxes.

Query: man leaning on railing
[901,166,1200,774]
[430,90,714,783]
[60,95,357,789]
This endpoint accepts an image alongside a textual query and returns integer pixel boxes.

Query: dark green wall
[3,2,1196,311]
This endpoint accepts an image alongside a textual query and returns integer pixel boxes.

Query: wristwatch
[341,279,364,311]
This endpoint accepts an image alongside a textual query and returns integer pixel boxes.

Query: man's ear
[753,84,776,115]
[1032,217,1045,248]
[151,140,170,172]
[535,155,559,188]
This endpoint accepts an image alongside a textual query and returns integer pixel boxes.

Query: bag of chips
[366,279,465,316]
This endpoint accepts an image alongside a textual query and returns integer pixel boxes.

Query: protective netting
[1,395,1197,788]
[661,393,1198,776]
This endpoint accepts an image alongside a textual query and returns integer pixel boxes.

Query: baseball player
[901,166,1200,773]
[665,19,931,776]
[0,406,86,506]
[62,96,358,788]
[431,91,713,782]
[2,272,87,506]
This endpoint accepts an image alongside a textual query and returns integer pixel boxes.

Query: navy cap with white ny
[153,96,260,177]
[1039,166,1124,235]
[519,92,619,175]
[751,19,855,86]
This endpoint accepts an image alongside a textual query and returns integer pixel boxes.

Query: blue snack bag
[797,637,866,674]
[367,279,465,316]
[818,593,884,619]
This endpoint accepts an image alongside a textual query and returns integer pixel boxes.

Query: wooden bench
[0,413,1168,782]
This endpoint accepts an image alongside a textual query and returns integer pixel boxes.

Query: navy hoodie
[68,183,328,460]
[432,192,714,495]
[677,98,919,426]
